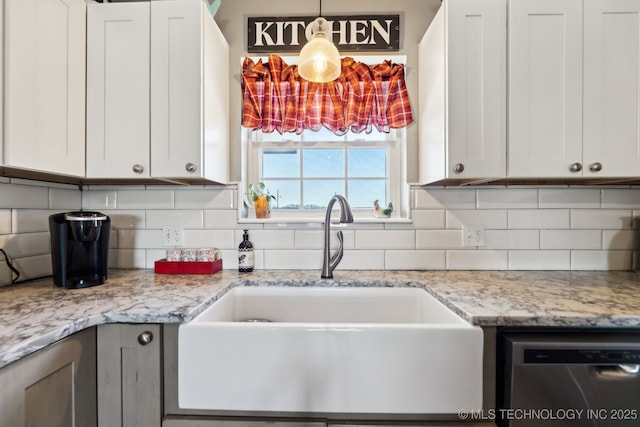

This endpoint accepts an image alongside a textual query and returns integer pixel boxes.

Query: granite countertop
[1,268,640,369]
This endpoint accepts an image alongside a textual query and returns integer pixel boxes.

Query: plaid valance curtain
[241,54,414,135]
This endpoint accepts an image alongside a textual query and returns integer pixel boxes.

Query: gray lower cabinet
[163,421,325,427]
[97,323,162,427]
[0,328,97,427]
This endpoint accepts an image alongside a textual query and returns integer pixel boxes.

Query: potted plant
[248,182,275,218]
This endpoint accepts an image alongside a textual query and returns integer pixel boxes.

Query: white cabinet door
[583,0,640,177]
[418,0,506,184]
[4,0,86,177]
[446,0,506,180]
[508,0,583,178]
[151,0,229,182]
[86,2,151,178]
[150,0,203,179]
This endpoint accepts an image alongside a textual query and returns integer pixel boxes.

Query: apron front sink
[178,286,483,415]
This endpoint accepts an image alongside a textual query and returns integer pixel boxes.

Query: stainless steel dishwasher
[500,333,640,427]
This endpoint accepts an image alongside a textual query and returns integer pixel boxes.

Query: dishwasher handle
[592,364,640,378]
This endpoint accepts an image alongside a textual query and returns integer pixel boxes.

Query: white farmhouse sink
[179,286,483,415]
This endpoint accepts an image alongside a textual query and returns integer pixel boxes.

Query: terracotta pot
[254,195,271,218]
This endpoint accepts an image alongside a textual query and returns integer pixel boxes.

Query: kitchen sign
[247,15,400,53]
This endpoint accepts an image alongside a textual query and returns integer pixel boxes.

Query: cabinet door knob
[185,163,197,173]
[569,162,582,173]
[453,163,465,173]
[589,162,602,172]
[132,164,144,174]
[138,331,154,345]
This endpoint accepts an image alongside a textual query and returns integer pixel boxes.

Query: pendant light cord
[319,0,322,17]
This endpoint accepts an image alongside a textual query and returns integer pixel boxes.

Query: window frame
[242,128,409,223]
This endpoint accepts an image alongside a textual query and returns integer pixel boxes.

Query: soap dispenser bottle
[238,229,254,272]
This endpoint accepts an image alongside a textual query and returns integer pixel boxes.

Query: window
[240,54,410,222]
[244,126,407,221]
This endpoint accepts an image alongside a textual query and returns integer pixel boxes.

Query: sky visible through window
[261,147,387,210]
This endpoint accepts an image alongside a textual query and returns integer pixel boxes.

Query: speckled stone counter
[1,269,640,368]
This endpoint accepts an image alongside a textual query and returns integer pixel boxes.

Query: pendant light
[298,0,341,83]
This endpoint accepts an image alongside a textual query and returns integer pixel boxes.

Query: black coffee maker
[49,211,110,289]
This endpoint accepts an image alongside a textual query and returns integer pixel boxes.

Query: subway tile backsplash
[538,188,601,209]
[508,209,571,229]
[476,188,539,209]
[1,180,639,287]
[0,179,82,286]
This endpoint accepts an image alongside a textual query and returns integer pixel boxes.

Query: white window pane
[304,149,344,178]
[349,148,386,177]
[303,180,346,209]
[263,180,300,209]
[348,180,387,209]
[251,127,399,216]
[263,149,300,178]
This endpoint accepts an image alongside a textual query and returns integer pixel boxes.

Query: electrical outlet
[462,225,485,247]
[162,225,183,247]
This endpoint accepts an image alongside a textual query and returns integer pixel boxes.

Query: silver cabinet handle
[132,164,144,174]
[453,163,465,174]
[569,162,582,173]
[137,331,153,345]
[589,162,602,172]
[185,163,197,173]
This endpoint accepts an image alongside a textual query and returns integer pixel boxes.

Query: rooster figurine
[373,200,394,218]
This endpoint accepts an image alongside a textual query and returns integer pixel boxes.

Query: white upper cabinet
[418,0,506,184]
[583,0,640,177]
[86,2,151,179]
[87,0,229,183]
[150,1,202,179]
[4,0,86,177]
[508,0,640,178]
[150,0,229,182]
[508,0,584,178]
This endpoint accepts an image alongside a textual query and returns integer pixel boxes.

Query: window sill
[238,217,413,225]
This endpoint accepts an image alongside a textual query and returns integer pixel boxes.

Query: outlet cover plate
[462,225,485,247]
[162,225,184,247]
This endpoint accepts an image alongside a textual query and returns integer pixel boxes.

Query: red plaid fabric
[241,55,414,135]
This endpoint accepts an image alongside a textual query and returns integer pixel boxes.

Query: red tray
[154,258,222,274]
